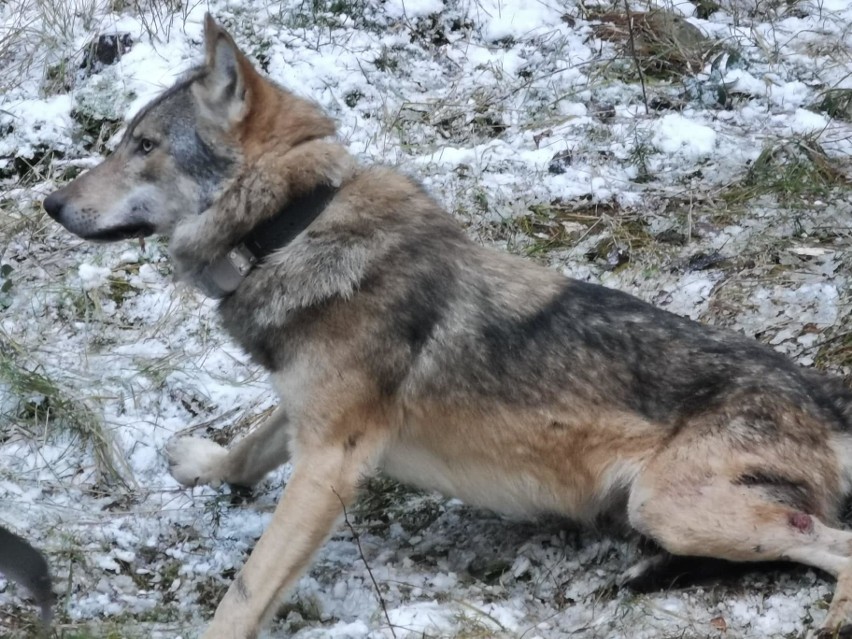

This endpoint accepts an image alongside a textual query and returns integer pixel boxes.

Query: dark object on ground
[81,33,134,72]
[621,552,798,593]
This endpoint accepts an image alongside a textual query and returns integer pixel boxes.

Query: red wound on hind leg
[788,512,814,534]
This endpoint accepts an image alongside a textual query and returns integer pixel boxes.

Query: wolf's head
[44,15,334,241]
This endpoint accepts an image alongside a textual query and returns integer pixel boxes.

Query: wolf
[43,13,852,639]
[0,524,53,626]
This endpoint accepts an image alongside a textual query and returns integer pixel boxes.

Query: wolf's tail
[0,524,53,624]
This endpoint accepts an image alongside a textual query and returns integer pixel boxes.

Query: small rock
[686,251,727,271]
[548,150,572,175]
[81,34,133,73]
[649,96,682,112]
[595,103,616,121]
[655,229,686,245]
[606,245,630,270]
[533,128,552,149]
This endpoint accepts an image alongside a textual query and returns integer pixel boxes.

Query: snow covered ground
[1,0,851,637]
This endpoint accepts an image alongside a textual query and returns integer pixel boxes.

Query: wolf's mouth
[86,223,156,242]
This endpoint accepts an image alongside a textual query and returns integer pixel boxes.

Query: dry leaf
[710,615,727,632]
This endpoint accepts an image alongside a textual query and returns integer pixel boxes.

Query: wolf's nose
[42,192,64,220]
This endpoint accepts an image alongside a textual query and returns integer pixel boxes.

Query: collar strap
[201,183,337,298]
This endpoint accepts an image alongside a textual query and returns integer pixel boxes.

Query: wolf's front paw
[166,437,228,488]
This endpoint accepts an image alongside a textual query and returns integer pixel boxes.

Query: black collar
[243,183,338,262]
[199,183,337,298]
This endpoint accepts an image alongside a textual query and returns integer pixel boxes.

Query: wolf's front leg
[199,424,388,639]
[167,407,290,488]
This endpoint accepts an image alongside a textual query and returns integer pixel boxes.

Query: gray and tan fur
[44,14,852,639]
[0,524,53,626]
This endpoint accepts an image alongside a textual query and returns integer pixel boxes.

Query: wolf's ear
[194,14,250,125]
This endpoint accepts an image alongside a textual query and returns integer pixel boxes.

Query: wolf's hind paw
[166,436,228,488]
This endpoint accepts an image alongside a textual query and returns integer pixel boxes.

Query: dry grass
[722,136,849,206]
[0,0,100,94]
[0,337,132,488]
[813,88,852,122]
[591,8,718,78]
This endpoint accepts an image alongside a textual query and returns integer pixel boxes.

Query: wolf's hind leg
[167,406,290,488]
[628,457,852,637]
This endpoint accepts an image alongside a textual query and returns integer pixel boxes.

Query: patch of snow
[651,113,717,159]
[383,0,444,19]
[78,263,112,290]
[475,0,565,42]
[789,107,829,134]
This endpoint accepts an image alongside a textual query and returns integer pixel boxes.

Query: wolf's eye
[139,138,155,154]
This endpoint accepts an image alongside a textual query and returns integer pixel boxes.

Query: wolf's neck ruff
[200,183,338,297]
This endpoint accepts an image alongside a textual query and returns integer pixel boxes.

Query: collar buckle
[228,244,257,276]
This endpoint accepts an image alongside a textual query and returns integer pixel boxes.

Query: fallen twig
[334,488,397,638]
[623,0,649,114]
